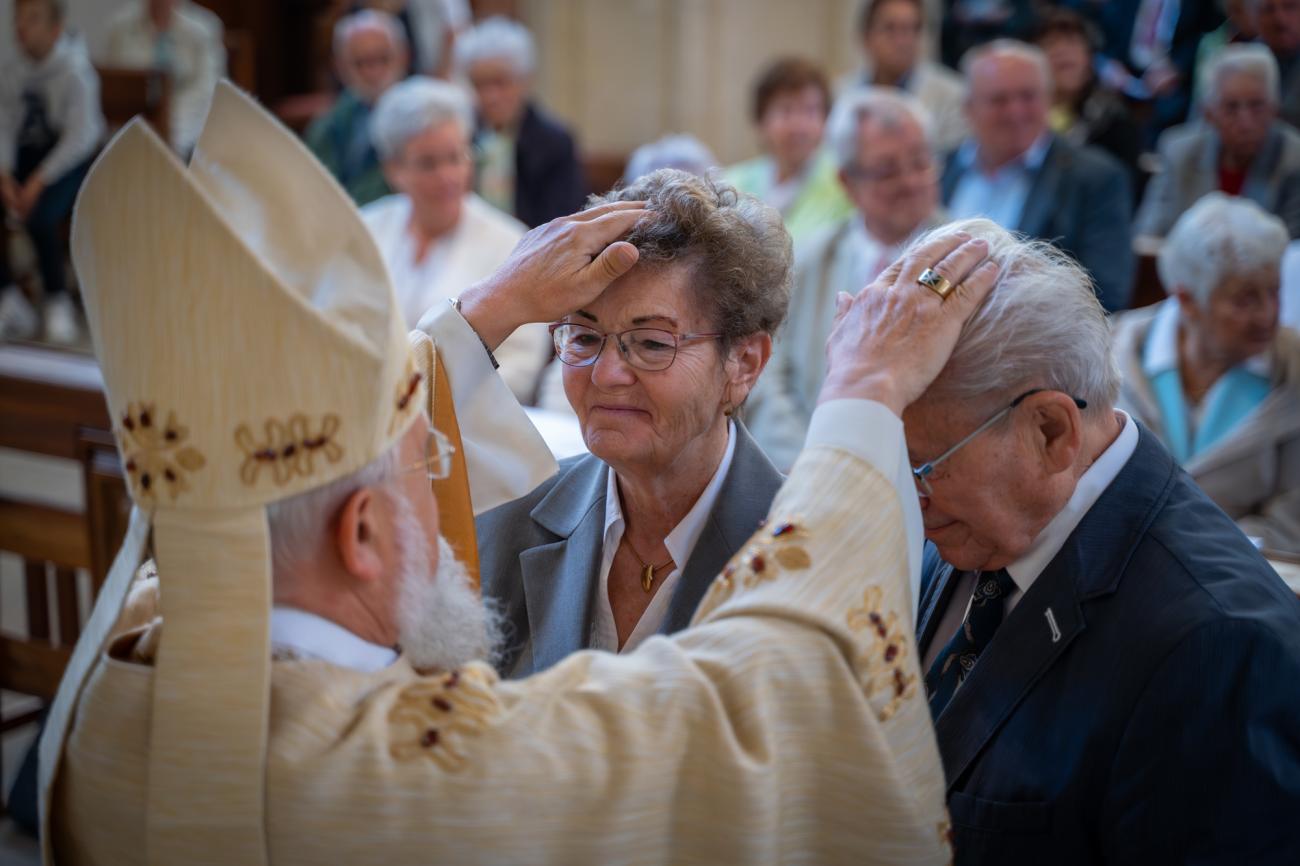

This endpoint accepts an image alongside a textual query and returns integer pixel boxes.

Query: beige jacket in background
[1113,305,1300,553]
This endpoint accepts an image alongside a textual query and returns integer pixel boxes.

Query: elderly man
[454,15,585,227]
[0,0,104,344]
[1136,44,1300,239]
[843,0,966,154]
[748,87,941,469]
[306,10,408,206]
[361,76,545,403]
[41,80,995,865]
[1254,0,1300,128]
[104,0,225,155]
[943,39,1135,312]
[906,217,1300,864]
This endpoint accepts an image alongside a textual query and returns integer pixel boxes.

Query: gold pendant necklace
[623,537,673,593]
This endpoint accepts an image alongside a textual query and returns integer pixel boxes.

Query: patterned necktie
[924,568,1016,719]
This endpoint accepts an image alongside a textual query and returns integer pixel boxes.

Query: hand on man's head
[818,230,1000,416]
[454,200,648,350]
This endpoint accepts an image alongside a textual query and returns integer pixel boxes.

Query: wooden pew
[97,66,171,139]
[0,345,129,810]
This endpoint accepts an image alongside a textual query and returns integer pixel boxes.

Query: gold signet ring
[917,268,955,299]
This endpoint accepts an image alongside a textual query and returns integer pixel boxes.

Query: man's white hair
[1157,192,1288,306]
[332,9,407,62]
[369,75,475,162]
[622,134,718,184]
[826,86,934,170]
[266,442,403,576]
[454,15,536,78]
[913,218,1120,416]
[961,38,1053,95]
[1201,43,1280,108]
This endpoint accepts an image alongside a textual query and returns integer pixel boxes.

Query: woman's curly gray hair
[589,169,792,347]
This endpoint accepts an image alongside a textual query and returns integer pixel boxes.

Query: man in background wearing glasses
[906,217,1300,865]
[748,85,943,470]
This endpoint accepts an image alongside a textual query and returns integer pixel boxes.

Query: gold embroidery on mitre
[234,414,343,486]
[119,403,207,502]
[696,519,813,616]
[389,664,501,771]
[847,585,918,722]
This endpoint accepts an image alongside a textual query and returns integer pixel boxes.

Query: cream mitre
[38,82,469,866]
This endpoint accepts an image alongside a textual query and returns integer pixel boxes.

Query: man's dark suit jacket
[917,424,1300,864]
[477,101,587,228]
[478,422,783,677]
[941,135,1135,312]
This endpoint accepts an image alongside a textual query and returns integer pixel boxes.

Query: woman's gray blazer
[477,422,785,677]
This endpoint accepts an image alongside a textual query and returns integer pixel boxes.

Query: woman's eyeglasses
[549,322,723,372]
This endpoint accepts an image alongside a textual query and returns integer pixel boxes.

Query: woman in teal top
[724,57,852,246]
[1114,193,1300,552]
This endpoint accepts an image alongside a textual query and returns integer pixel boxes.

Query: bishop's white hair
[369,76,475,162]
[912,218,1121,418]
[1157,192,1287,307]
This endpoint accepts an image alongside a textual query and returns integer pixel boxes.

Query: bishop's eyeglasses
[549,322,723,372]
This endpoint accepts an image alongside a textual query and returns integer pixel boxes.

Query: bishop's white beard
[391,494,503,672]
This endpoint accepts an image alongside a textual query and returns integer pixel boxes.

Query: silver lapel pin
[1044,607,1063,643]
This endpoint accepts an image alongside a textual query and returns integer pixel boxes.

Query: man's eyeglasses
[400,427,456,481]
[549,322,723,372]
[911,389,1088,496]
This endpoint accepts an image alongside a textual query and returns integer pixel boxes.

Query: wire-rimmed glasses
[911,389,1088,496]
[400,427,456,481]
[549,322,723,372]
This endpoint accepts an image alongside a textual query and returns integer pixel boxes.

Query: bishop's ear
[335,487,387,584]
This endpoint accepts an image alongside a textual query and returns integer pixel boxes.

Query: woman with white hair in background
[1114,192,1300,552]
[1135,43,1300,239]
[455,15,586,227]
[362,75,550,403]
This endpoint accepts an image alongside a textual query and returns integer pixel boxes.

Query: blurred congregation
[4,1,1300,863]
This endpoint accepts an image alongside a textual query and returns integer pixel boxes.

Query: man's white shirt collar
[270,606,398,672]
[1003,410,1139,600]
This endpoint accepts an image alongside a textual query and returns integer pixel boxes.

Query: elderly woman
[1114,193,1300,551]
[1136,44,1300,239]
[454,15,586,227]
[361,75,549,402]
[477,169,789,676]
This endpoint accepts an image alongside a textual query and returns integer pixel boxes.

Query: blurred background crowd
[1,0,1298,552]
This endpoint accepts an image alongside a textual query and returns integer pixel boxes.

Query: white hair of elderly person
[622,134,719,184]
[333,8,409,97]
[361,76,550,403]
[1137,43,1300,239]
[452,14,535,134]
[747,86,943,470]
[1114,192,1300,551]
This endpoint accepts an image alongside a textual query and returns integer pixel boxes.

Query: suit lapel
[517,456,609,675]
[1016,139,1063,239]
[933,427,1178,790]
[662,423,784,634]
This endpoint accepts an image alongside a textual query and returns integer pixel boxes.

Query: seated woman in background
[1113,193,1300,551]
[724,57,851,246]
[478,169,789,676]
[361,75,549,403]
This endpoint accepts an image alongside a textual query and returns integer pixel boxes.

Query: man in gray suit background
[942,39,1134,312]
[1136,43,1300,240]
